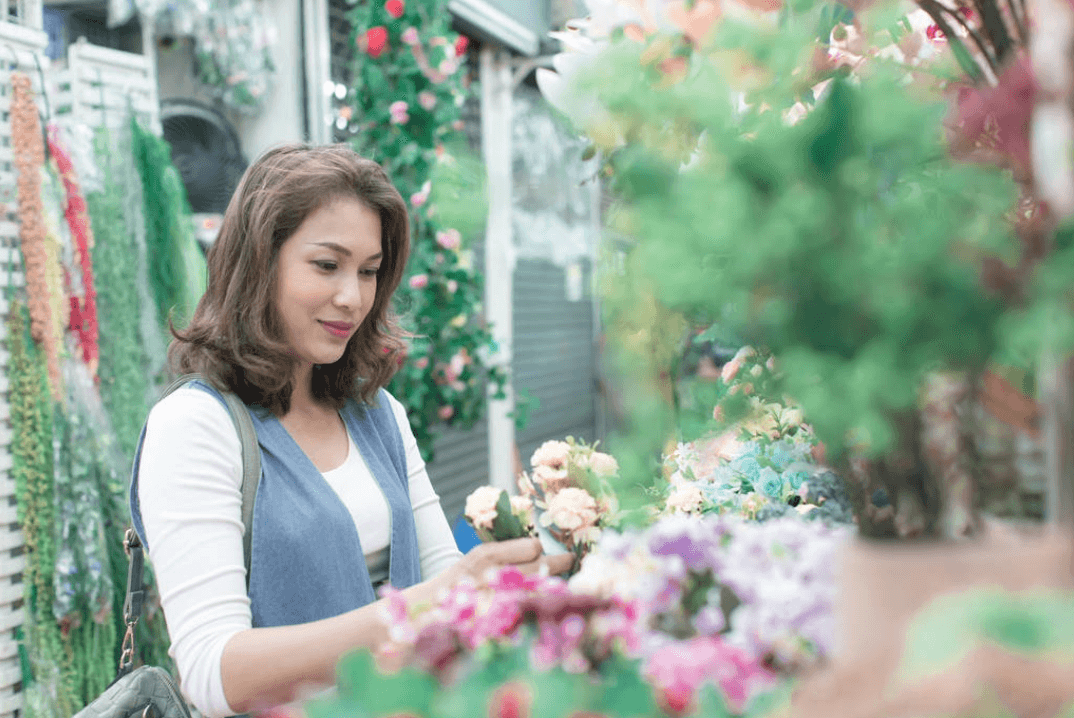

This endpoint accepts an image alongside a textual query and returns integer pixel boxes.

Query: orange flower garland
[12,72,62,399]
[40,172,69,368]
[48,127,99,377]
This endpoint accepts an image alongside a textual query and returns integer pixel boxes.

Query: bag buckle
[119,620,136,675]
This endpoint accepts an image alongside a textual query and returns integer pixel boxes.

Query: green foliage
[341,0,508,460]
[7,300,79,716]
[584,8,1019,473]
[130,117,207,334]
[88,128,152,460]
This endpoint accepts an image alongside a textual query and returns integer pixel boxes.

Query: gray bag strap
[160,373,260,588]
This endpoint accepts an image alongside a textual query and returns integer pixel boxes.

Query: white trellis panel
[0,0,40,31]
[0,20,48,718]
[51,37,160,135]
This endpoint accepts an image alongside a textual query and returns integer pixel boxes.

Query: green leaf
[594,655,659,718]
[332,649,437,717]
[530,668,595,718]
[491,489,527,540]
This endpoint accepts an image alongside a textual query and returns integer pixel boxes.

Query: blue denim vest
[129,382,423,629]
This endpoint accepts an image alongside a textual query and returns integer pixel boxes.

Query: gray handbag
[73,375,261,718]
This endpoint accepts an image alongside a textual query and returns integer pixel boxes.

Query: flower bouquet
[518,438,622,562]
[463,486,536,543]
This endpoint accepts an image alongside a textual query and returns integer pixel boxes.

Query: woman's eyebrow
[311,242,383,262]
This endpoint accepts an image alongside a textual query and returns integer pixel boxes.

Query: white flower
[588,451,619,477]
[532,464,572,493]
[531,440,572,469]
[464,485,503,530]
[510,495,535,525]
[540,487,598,531]
[666,484,705,513]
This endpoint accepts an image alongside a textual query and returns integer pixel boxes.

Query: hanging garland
[38,169,68,375]
[88,127,152,460]
[7,301,78,717]
[12,72,62,400]
[344,0,508,460]
[48,127,100,378]
[52,364,118,705]
[130,116,207,333]
[87,126,175,674]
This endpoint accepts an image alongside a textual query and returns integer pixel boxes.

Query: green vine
[88,128,151,461]
[7,300,78,716]
[52,378,118,705]
[130,116,207,334]
[342,0,508,460]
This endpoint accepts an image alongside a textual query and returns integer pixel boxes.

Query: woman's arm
[141,389,571,716]
[387,392,464,578]
[220,537,564,714]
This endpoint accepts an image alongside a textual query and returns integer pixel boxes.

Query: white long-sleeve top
[137,386,463,717]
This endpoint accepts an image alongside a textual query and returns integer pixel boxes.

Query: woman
[130,144,571,717]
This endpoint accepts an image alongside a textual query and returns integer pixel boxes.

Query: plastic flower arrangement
[570,513,850,676]
[340,0,508,461]
[540,0,1038,542]
[519,438,622,560]
[346,563,778,718]
[463,485,536,542]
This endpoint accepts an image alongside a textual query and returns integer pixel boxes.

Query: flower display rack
[0,21,47,718]
[51,37,160,134]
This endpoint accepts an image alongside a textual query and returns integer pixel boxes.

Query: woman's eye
[314,260,338,271]
[361,267,381,277]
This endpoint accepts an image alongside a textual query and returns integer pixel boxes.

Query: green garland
[8,300,78,716]
[88,128,152,461]
[130,116,207,333]
[52,374,118,705]
[344,0,508,461]
[88,125,177,674]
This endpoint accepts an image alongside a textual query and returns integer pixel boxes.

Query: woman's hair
[170,143,410,413]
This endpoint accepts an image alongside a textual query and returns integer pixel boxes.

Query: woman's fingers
[513,551,576,577]
[480,536,542,563]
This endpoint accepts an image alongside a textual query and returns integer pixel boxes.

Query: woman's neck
[288,363,318,416]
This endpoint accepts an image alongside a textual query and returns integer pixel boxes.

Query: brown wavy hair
[170,143,410,414]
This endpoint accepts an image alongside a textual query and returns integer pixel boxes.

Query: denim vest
[129,382,423,630]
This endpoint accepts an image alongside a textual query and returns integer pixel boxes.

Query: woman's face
[274,195,383,370]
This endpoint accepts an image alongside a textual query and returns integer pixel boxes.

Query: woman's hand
[438,537,574,589]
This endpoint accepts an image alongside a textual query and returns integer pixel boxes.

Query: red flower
[926,24,945,41]
[385,0,405,18]
[361,26,389,57]
[455,34,470,56]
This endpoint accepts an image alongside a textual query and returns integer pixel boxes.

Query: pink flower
[408,273,429,289]
[587,451,618,477]
[361,26,389,58]
[464,485,502,530]
[418,90,437,110]
[385,0,404,18]
[438,404,455,420]
[510,495,535,526]
[446,279,458,294]
[531,440,571,469]
[532,464,571,493]
[926,23,945,41]
[666,484,705,513]
[415,356,429,369]
[436,228,461,250]
[438,57,459,75]
[455,35,470,56]
[410,180,431,207]
[389,100,410,124]
[401,26,419,45]
[540,487,598,532]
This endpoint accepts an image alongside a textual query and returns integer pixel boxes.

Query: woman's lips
[320,321,353,338]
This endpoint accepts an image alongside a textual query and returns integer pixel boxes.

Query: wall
[153,0,305,163]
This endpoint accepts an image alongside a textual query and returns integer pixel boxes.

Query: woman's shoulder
[145,384,239,444]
